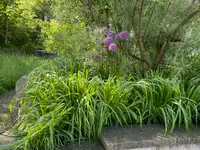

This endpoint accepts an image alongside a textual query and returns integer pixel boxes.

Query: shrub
[40,20,96,57]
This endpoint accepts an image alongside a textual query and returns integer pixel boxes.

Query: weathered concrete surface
[100,124,200,150]
[127,144,200,150]
[62,141,105,150]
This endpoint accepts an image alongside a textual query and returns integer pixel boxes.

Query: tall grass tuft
[0,54,45,94]
[5,59,200,150]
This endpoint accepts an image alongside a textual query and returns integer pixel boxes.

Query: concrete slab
[62,140,105,150]
[100,124,200,150]
[127,144,200,150]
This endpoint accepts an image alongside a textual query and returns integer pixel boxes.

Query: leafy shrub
[40,20,96,57]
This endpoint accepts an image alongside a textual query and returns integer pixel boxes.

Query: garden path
[0,90,15,115]
[0,90,16,147]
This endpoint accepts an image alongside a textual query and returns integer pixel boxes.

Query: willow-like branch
[170,8,200,41]
[137,0,154,68]
[130,0,138,34]
[155,8,200,67]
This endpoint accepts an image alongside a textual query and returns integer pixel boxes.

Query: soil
[0,90,17,147]
[0,90,16,133]
[0,90,16,113]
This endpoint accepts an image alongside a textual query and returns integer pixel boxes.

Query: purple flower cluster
[107,31,115,39]
[102,27,130,52]
[116,31,130,40]
[104,37,114,47]
[109,43,117,51]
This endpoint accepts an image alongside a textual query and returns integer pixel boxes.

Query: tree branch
[169,8,200,41]
[155,8,200,69]
[155,41,167,65]
[137,0,154,68]
[79,0,98,21]
[168,0,175,9]
[143,4,156,39]
[156,0,177,50]
[130,0,138,34]
[127,52,145,62]
[138,0,144,40]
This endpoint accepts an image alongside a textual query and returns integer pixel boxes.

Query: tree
[0,0,47,52]
[131,0,200,70]
[0,0,15,44]
[80,0,200,70]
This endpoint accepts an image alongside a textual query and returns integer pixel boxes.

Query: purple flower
[116,30,130,40]
[104,37,114,47]
[103,27,109,35]
[107,31,115,39]
[109,43,118,51]
[116,34,121,39]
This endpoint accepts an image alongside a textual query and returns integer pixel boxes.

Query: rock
[15,75,28,96]
[0,134,15,147]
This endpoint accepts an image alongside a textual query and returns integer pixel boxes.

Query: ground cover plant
[0,54,45,94]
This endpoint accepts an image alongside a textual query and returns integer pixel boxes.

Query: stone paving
[100,124,200,150]
[127,144,200,150]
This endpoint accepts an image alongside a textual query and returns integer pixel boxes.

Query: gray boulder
[15,75,28,96]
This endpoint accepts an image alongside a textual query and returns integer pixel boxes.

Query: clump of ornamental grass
[4,59,200,150]
[6,65,136,150]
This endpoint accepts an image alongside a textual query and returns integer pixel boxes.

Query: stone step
[100,124,200,150]
[126,144,200,150]
[62,140,105,150]
[0,134,14,148]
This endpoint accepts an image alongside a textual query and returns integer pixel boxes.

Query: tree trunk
[5,20,8,45]
[3,3,8,45]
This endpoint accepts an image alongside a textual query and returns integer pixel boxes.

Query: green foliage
[81,0,200,70]
[1,0,200,149]
[40,20,96,56]
[5,59,200,150]
[0,0,41,52]
[38,0,98,57]
[0,54,45,94]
